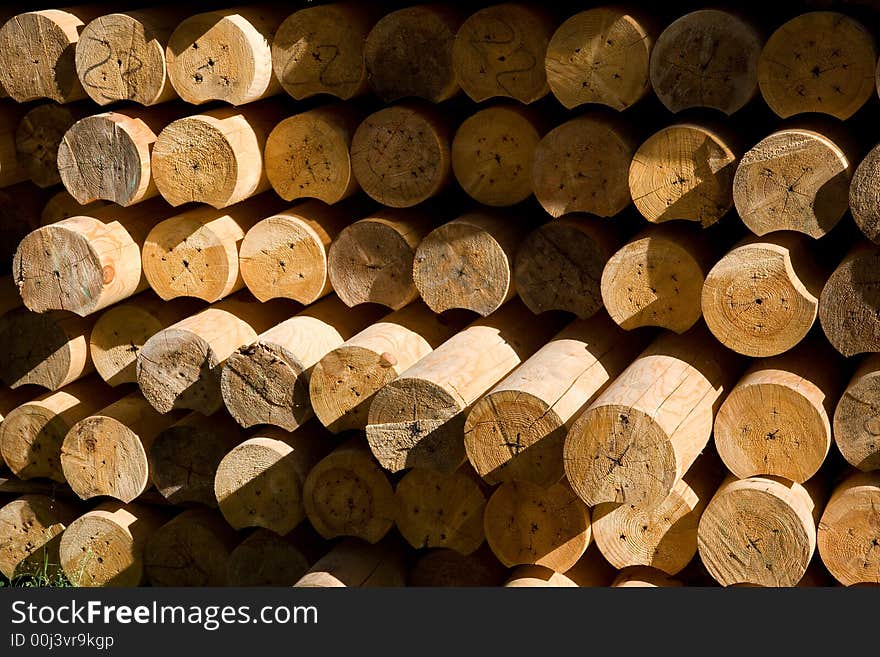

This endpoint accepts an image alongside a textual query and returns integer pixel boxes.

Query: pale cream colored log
[464,314,644,486]
[136,293,294,414]
[820,242,880,357]
[303,437,396,544]
[15,102,88,188]
[226,526,322,587]
[165,6,287,106]
[592,451,723,575]
[714,340,844,482]
[408,545,507,587]
[221,295,383,431]
[702,233,825,357]
[14,197,175,316]
[147,411,244,507]
[834,354,880,471]
[515,215,621,319]
[364,5,461,103]
[545,8,654,111]
[395,465,486,555]
[61,391,185,502]
[484,479,591,572]
[367,299,566,473]
[650,10,762,115]
[214,422,333,535]
[0,7,105,103]
[350,104,452,208]
[698,475,824,587]
[59,501,168,587]
[142,194,288,303]
[0,309,96,391]
[413,211,528,316]
[601,222,714,333]
[532,114,637,218]
[310,301,468,433]
[0,377,122,483]
[144,509,237,587]
[564,324,740,508]
[264,105,361,204]
[76,9,187,106]
[451,105,541,207]
[0,494,78,580]
[295,537,408,587]
[151,102,285,209]
[271,3,375,101]
[629,123,739,226]
[758,12,876,120]
[328,209,436,310]
[238,199,353,304]
[734,127,852,238]
[90,293,204,387]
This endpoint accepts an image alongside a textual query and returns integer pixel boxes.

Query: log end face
[819,247,880,358]
[0,495,73,580]
[833,371,880,471]
[15,103,75,188]
[818,473,880,586]
[148,425,230,507]
[0,403,69,482]
[0,310,74,391]
[90,305,164,387]
[849,145,880,244]
[60,511,141,587]
[144,511,233,586]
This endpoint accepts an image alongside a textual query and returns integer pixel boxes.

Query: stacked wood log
[7,1,880,590]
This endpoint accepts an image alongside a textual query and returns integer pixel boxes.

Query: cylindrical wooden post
[413,211,528,316]
[264,105,361,205]
[612,567,683,587]
[295,537,408,587]
[734,127,853,238]
[59,501,168,587]
[464,315,644,486]
[758,12,876,120]
[14,198,175,316]
[650,10,762,115]
[310,302,467,433]
[453,4,553,104]
[75,9,187,106]
[142,194,288,303]
[532,114,636,218]
[350,104,452,208]
[90,294,204,387]
[221,295,383,431]
[227,527,321,587]
[564,324,741,508]
[408,545,507,587]
[238,200,353,304]
[820,242,880,357]
[592,451,723,575]
[136,293,294,415]
[214,423,332,535]
[271,4,375,101]
[0,7,104,103]
[601,223,715,334]
[0,377,121,482]
[328,209,436,310]
[715,341,845,482]
[364,5,461,103]
[57,106,185,207]
[15,102,88,188]
[545,8,654,111]
[367,300,566,473]
[303,437,397,544]
[41,191,109,225]
[151,102,284,209]
[629,124,739,226]
[61,391,184,502]
[0,309,96,391]
[515,216,621,319]
[698,475,823,587]
[851,143,880,244]
[145,509,237,587]
[834,354,880,471]
[484,479,591,572]
[165,6,286,106]
[451,105,541,207]
[504,547,616,587]
[702,233,825,357]
[395,466,487,555]
[147,411,244,507]
[818,472,880,586]
[0,495,78,580]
